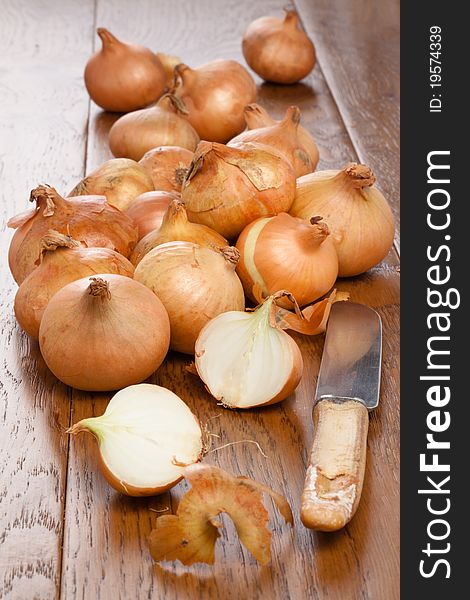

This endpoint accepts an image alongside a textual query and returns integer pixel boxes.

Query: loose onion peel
[149,463,293,565]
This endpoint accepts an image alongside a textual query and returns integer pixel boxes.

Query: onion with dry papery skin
[108,95,200,161]
[182,141,296,239]
[230,104,319,175]
[7,185,137,284]
[14,231,134,339]
[68,384,204,496]
[172,60,257,143]
[68,158,154,212]
[134,241,245,354]
[39,275,170,391]
[291,163,395,276]
[125,190,178,240]
[130,198,227,266]
[139,146,194,192]
[242,9,316,84]
[84,28,166,112]
[236,213,338,307]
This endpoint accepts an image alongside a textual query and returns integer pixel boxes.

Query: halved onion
[195,295,303,409]
[68,384,204,496]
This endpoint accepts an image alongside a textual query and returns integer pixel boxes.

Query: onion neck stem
[283,106,301,128]
[284,9,300,29]
[97,28,119,49]
[159,92,189,115]
[221,246,240,268]
[294,217,329,248]
[88,277,111,300]
[68,417,104,441]
[343,163,376,188]
[244,104,273,129]
[30,184,60,216]
[161,199,189,230]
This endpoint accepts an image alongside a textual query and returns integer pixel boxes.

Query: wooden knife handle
[300,399,369,531]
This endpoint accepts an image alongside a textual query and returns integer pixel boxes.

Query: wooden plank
[0,1,94,598]
[295,0,401,253]
[60,1,399,600]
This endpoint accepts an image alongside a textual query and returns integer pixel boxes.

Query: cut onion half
[68,384,204,496]
[195,295,303,409]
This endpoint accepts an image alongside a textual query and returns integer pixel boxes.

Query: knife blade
[300,301,382,531]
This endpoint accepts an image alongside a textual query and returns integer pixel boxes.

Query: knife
[300,301,382,531]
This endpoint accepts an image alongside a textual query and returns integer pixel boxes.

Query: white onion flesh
[73,384,203,494]
[195,303,302,409]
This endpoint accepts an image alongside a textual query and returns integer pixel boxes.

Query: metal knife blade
[315,301,382,410]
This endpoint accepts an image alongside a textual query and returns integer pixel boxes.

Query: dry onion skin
[39,275,170,391]
[182,141,296,239]
[139,146,194,192]
[108,95,200,161]
[236,213,338,307]
[68,384,203,496]
[69,158,154,212]
[242,9,316,84]
[14,231,134,339]
[130,198,227,266]
[172,60,257,143]
[134,241,245,354]
[291,163,395,276]
[7,185,138,284]
[149,463,293,565]
[231,103,319,175]
[84,28,166,112]
[125,190,177,240]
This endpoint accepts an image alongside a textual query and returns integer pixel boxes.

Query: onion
[39,274,170,392]
[139,146,194,192]
[7,185,138,284]
[134,242,245,354]
[236,213,338,308]
[291,164,395,276]
[172,61,257,142]
[69,158,154,212]
[155,52,182,87]
[125,191,177,240]
[84,28,166,112]
[195,293,304,409]
[14,231,134,339]
[242,9,316,84]
[68,384,203,496]
[240,104,319,168]
[230,104,319,175]
[108,95,200,161]
[181,141,296,239]
[39,275,170,391]
[130,198,227,266]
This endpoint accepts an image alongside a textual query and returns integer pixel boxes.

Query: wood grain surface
[0,1,400,599]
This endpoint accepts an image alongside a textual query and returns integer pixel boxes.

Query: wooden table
[0,1,399,598]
